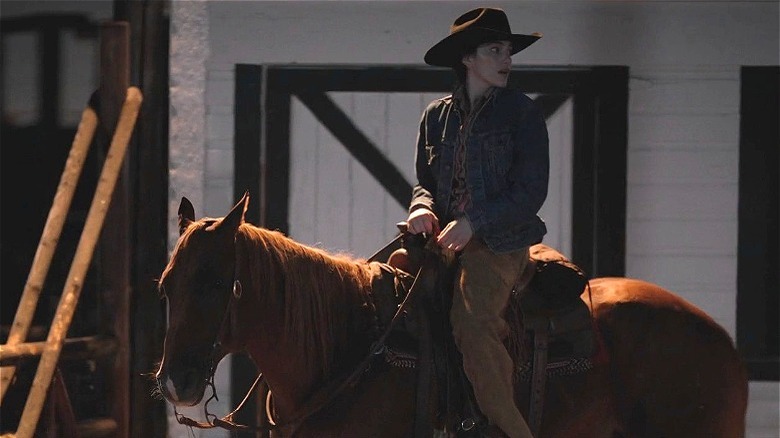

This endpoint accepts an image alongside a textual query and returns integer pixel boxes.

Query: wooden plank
[628,149,738,184]
[98,22,129,135]
[267,65,584,94]
[627,219,737,256]
[351,92,391,257]
[384,93,420,237]
[0,335,118,366]
[538,98,573,257]
[314,93,352,254]
[264,88,291,233]
[737,66,779,381]
[571,77,596,275]
[533,94,569,120]
[234,64,263,226]
[96,21,131,438]
[627,184,738,221]
[630,113,738,147]
[289,96,319,245]
[125,2,170,436]
[591,66,628,277]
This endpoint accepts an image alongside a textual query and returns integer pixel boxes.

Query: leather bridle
[170,232,424,436]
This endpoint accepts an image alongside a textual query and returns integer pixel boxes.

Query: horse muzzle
[156,362,211,406]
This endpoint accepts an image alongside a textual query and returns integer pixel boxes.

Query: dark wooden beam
[234,64,264,226]
[737,66,779,381]
[263,88,292,234]
[95,21,132,438]
[533,94,570,121]
[592,66,628,277]
[571,81,597,275]
[122,2,171,437]
[232,65,265,434]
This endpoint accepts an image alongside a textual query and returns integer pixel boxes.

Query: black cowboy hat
[424,7,541,68]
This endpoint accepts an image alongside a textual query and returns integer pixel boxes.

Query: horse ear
[178,197,196,235]
[219,191,249,233]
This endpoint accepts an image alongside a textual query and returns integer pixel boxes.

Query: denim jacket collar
[452,85,497,117]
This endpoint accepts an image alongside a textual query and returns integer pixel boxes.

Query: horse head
[155,192,249,406]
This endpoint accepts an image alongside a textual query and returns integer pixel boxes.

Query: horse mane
[236,223,375,377]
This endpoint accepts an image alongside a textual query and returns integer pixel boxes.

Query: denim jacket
[409,87,549,253]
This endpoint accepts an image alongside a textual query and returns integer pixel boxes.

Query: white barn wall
[170,1,779,436]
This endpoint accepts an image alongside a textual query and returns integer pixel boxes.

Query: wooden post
[96,21,132,438]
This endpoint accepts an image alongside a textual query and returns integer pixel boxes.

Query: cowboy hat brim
[424,28,541,67]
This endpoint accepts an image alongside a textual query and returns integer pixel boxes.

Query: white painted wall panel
[628,219,736,256]
[630,74,739,116]
[630,113,740,146]
[347,93,393,256]
[538,98,573,258]
[289,96,320,246]
[385,93,426,234]
[315,94,353,253]
[629,150,739,184]
[627,184,739,220]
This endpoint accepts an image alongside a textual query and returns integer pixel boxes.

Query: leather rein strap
[174,232,420,435]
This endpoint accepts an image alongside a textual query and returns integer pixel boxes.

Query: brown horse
[155,193,749,437]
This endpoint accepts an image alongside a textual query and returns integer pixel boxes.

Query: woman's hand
[436,217,473,252]
[406,208,440,236]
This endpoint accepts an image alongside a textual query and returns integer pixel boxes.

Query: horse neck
[241,227,376,415]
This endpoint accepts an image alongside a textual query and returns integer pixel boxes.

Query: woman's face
[462,40,513,92]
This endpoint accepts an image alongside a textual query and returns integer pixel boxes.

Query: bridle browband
[171,232,419,435]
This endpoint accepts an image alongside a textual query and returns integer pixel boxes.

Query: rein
[173,231,417,435]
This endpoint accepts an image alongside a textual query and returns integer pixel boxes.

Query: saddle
[380,233,598,437]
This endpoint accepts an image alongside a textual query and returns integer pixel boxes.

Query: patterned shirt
[449,86,496,217]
